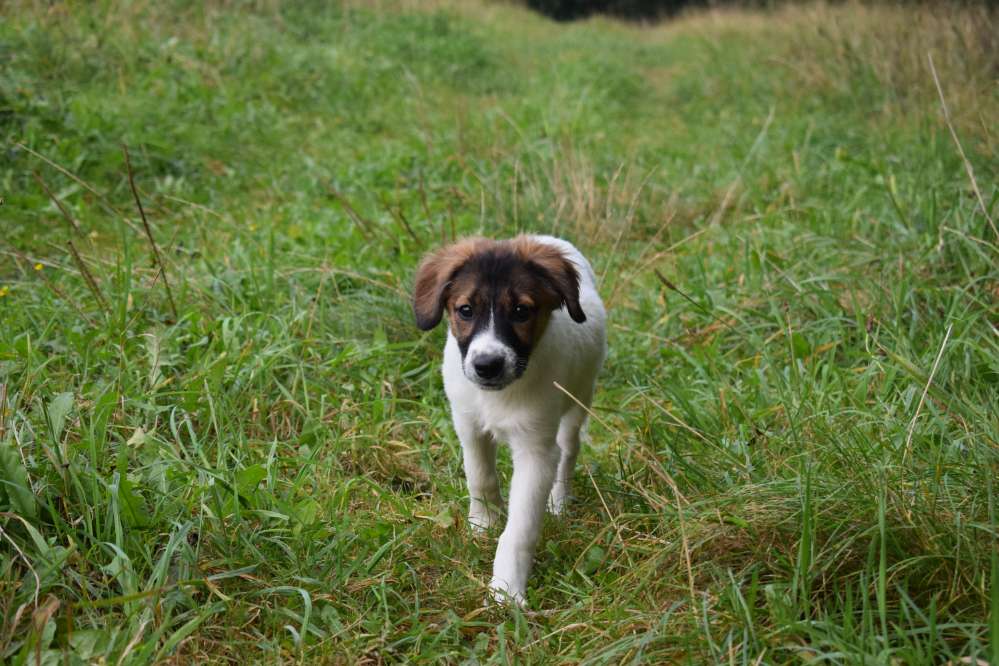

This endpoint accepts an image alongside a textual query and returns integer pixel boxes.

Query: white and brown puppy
[413,234,606,605]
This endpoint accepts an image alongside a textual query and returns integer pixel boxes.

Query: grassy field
[2,0,998,662]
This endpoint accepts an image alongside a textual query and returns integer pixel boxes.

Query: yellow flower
[34,263,43,271]
[0,286,9,297]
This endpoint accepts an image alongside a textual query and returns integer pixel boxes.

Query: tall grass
[1,0,997,662]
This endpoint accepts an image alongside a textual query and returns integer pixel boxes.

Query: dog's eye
[457,305,474,320]
[511,304,532,322]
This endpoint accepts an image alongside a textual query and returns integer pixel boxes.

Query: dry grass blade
[66,240,109,314]
[32,594,60,666]
[584,464,635,568]
[654,268,707,315]
[31,171,81,233]
[903,323,953,464]
[673,479,697,622]
[116,619,150,666]
[927,54,998,240]
[551,381,614,434]
[123,144,178,321]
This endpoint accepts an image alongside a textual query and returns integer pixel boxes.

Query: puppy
[413,234,606,605]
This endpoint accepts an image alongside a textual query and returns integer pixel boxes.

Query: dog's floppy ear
[515,238,586,324]
[413,238,485,330]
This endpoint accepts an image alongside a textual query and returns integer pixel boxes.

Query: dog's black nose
[474,355,505,380]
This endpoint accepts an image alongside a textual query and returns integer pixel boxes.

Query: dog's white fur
[441,235,606,605]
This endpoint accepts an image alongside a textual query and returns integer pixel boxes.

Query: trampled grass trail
[1,1,997,662]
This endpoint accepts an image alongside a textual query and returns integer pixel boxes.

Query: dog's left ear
[413,238,485,330]
[517,239,586,324]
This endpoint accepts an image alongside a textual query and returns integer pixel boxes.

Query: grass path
[2,1,997,662]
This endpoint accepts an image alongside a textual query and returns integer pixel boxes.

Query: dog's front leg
[490,437,559,606]
[454,413,502,531]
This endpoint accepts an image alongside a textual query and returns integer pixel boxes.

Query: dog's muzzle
[464,348,519,390]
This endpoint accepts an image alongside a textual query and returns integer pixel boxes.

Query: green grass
[2,0,998,662]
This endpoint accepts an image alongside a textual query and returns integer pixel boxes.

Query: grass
[1,0,997,662]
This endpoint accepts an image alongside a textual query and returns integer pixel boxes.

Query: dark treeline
[525,0,707,20]
[523,0,994,21]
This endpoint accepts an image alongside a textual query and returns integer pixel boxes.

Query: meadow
[1,0,997,662]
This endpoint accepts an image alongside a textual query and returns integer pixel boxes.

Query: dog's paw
[468,508,501,533]
[547,488,572,516]
[488,578,526,608]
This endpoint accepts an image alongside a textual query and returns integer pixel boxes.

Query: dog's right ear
[413,238,484,331]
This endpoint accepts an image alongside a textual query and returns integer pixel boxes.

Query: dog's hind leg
[548,405,586,515]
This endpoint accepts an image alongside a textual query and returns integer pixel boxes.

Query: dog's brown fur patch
[412,237,488,331]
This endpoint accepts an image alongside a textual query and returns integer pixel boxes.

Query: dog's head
[413,236,586,390]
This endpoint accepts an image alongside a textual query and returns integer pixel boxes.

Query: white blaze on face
[463,311,519,389]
